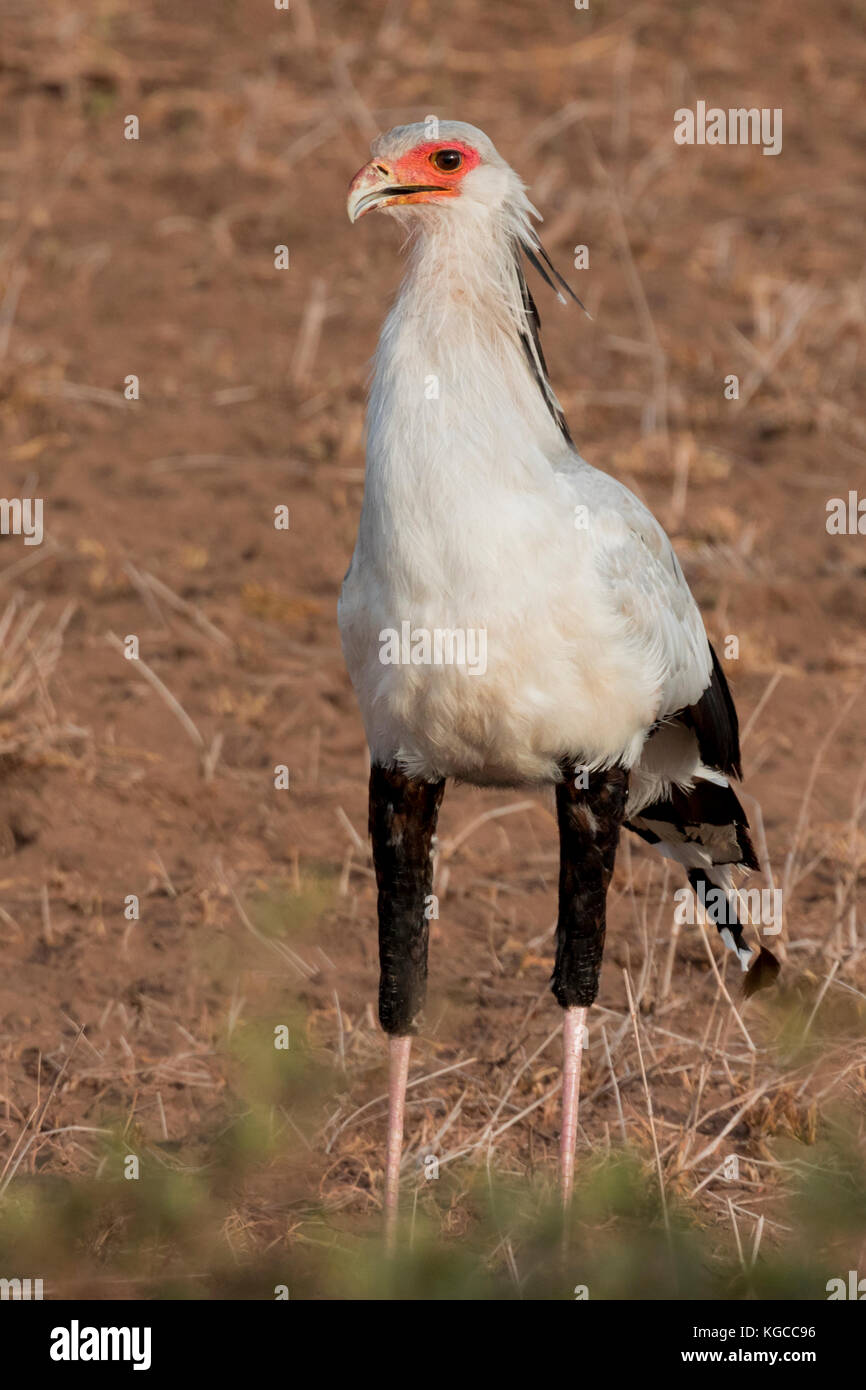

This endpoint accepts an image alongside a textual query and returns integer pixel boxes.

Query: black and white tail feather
[625,647,780,997]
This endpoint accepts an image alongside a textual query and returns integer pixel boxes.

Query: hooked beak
[347,161,454,223]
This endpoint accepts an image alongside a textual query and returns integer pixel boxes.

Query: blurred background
[0,0,864,1299]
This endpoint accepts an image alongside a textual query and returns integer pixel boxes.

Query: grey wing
[569,460,713,719]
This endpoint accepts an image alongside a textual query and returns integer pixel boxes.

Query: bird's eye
[431,149,463,173]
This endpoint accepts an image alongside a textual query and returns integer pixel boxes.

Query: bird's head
[347,120,521,225]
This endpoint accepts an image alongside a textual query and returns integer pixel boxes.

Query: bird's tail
[626,775,780,997]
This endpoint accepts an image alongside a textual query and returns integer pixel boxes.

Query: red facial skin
[348,140,481,217]
[388,139,481,192]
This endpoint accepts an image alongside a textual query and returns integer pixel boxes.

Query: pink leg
[560,1006,587,1210]
[384,1034,411,1252]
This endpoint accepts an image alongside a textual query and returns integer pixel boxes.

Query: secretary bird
[339,120,779,1246]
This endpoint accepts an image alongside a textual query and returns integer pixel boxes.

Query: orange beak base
[347,162,457,222]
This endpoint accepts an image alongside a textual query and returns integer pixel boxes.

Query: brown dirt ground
[0,0,864,1297]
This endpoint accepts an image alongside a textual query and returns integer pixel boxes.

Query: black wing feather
[681,643,743,779]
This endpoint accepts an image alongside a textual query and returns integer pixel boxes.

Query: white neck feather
[359,202,571,577]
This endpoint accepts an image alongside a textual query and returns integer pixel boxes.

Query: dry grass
[0,595,76,759]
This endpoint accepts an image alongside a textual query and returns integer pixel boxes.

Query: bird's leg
[554,764,629,1209]
[369,763,445,1250]
[560,1003,587,1211]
